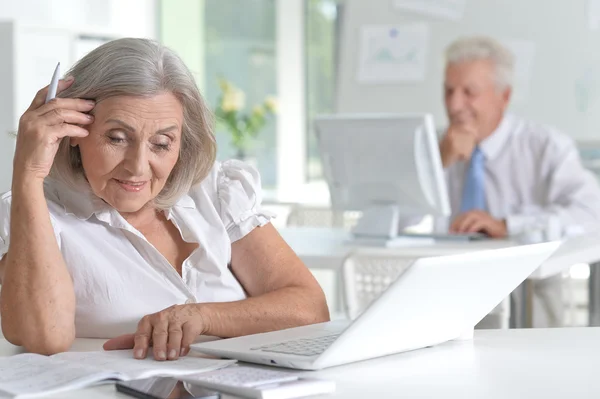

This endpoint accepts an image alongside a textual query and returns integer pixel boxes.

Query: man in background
[440,36,600,327]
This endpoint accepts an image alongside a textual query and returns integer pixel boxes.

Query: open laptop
[192,242,561,370]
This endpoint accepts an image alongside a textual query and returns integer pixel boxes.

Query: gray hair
[50,38,216,209]
[445,36,515,90]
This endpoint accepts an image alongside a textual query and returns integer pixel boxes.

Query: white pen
[45,62,61,104]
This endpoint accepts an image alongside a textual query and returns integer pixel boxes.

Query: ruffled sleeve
[217,160,275,242]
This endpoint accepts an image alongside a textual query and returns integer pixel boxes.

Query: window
[306,0,342,181]
[161,0,278,189]
[160,0,336,194]
[205,0,277,188]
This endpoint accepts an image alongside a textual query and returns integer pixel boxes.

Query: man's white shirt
[438,113,600,237]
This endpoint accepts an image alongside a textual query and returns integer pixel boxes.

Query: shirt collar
[46,177,196,223]
[478,113,515,161]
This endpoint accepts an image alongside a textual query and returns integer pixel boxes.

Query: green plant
[214,78,277,158]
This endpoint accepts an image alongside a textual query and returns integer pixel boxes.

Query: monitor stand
[352,204,401,238]
[348,204,435,247]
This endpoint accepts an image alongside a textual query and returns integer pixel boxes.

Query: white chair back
[342,249,417,320]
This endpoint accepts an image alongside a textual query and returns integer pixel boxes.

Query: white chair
[341,249,417,320]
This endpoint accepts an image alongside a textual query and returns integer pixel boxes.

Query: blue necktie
[460,147,486,213]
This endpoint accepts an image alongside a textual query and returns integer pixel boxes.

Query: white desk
[279,227,600,280]
[2,328,599,398]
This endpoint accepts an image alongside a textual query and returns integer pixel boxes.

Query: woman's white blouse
[0,160,273,338]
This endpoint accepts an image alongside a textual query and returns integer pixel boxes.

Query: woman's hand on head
[103,304,208,361]
[13,77,95,182]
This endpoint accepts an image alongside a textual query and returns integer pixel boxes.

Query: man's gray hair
[51,38,216,209]
[445,36,515,90]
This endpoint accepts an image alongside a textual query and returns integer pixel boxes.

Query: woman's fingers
[55,123,90,139]
[133,318,153,359]
[27,77,75,112]
[34,98,95,117]
[40,107,94,128]
[13,78,92,182]
[39,108,94,128]
[128,306,205,360]
[167,325,183,360]
[180,322,200,357]
[103,334,135,351]
[54,76,77,98]
[152,318,170,361]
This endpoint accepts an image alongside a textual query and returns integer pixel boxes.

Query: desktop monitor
[314,114,451,239]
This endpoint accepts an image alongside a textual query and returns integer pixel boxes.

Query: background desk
[278,227,600,280]
[1,328,599,398]
[278,227,600,326]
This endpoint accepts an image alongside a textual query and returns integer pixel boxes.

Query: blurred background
[2,0,600,327]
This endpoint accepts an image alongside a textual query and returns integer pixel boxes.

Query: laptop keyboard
[250,334,340,356]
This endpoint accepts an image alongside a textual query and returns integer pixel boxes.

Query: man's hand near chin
[440,122,478,168]
[450,210,508,238]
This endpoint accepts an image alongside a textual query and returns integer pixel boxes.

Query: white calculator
[183,366,335,399]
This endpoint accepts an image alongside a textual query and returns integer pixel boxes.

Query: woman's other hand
[103,304,208,361]
[13,77,95,182]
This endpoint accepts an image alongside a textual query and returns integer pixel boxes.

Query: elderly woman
[0,38,329,360]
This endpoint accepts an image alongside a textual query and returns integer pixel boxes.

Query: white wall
[0,0,157,38]
[276,0,307,194]
[160,0,205,90]
[336,0,600,139]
